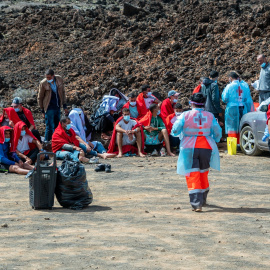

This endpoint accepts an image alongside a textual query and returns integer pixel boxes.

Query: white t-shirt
[117,119,137,146]
[17,134,34,153]
[144,97,155,109]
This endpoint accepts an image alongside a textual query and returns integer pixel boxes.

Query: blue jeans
[45,109,61,141]
[56,150,80,162]
[79,141,106,156]
[169,135,180,149]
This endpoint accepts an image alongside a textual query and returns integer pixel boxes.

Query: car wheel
[240,126,262,156]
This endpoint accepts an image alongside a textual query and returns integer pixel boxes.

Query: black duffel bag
[55,158,93,210]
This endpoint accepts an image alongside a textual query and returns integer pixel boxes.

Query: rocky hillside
[1,0,270,129]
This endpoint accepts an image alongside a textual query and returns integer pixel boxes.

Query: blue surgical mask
[123,115,130,122]
[175,112,182,117]
[14,108,20,112]
[5,138,10,143]
[157,110,161,115]
[261,63,266,68]
[21,130,26,136]
[147,92,152,97]
[215,80,218,83]
[130,101,136,107]
[173,99,178,103]
[47,79,54,83]
[66,124,71,130]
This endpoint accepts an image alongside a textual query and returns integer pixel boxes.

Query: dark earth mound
[1,0,270,132]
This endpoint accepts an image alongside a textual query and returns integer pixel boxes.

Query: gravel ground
[0,148,270,270]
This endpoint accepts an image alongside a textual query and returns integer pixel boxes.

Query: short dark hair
[210,70,219,78]
[141,85,150,92]
[110,88,119,96]
[149,103,158,112]
[228,71,239,80]
[122,108,130,114]
[45,69,54,76]
[60,116,70,124]
[128,92,137,98]
[175,103,182,109]
[190,93,206,108]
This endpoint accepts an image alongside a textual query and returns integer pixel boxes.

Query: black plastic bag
[55,159,93,210]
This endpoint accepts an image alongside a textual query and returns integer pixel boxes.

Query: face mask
[21,130,26,136]
[14,108,20,112]
[215,80,218,83]
[123,115,130,122]
[175,112,182,116]
[147,92,152,97]
[157,110,160,115]
[5,138,10,143]
[130,101,136,106]
[261,63,266,68]
[173,99,178,103]
[66,124,71,130]
[47,79,54,83]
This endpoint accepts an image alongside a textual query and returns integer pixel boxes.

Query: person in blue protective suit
[171,93,222,212]
[222,71,254,144]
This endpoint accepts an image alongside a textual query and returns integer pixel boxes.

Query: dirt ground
[0,146,270,270]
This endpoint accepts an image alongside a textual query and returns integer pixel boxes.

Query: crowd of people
[1,55,270,211]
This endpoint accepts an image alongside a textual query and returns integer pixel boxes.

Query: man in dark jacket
[200,71,222,121]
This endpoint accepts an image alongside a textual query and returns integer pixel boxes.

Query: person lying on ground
[139,103,175,157]
[0,126,34,175]
[52,117,100,163]
[136,85,161,120]
[107,108,145,158]
[166,103,183,152]
[160,90,180,120]
[122,92,140,119]
[69,109,115,159]
[13,121,44,165]
[11,97,42,142]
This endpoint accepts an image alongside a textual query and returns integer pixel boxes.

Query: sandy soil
[0,147,270,270]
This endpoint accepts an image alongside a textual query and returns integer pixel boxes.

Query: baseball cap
[11,97,23,106]
[168,90,180,97]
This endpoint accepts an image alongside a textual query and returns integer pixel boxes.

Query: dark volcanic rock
[123,3,141,16]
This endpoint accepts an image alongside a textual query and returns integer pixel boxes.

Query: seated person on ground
[11,97,42,142]
[166,103,183,152]
[96,88,128,140]
[0,126,34,175]
[13,121,44,165]
[69,109,115,159]
[0,107,19,127]
[122,92,140,119]
[107,108,145,158]
[136,85,160,120]
[52,117,100,163]
[139,104,175,157]
[160,90,180,120]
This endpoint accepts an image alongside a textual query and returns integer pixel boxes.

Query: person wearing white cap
[160,90,180,120]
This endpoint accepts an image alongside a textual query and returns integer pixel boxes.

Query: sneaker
[160,147,166,157]
[95,164,105,172]
[151,149,159,156]
[89,157,99,164]
[105,164,111,173]
[195,208,202,212]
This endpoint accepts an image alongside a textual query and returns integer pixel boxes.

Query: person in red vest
[136,85,160,120]
[160,90,180,120]
[11,97,42,142]
[107,108,145,158]
[13,121,44,165]
[122,92,140,119]
[165,103,183,152]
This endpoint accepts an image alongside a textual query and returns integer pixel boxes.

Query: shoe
[160,147,166,157]
[105,164,111,173]
[151,149,158,156]
[89,157,99,164]
[95,164,105,172]
[195,208,202,212]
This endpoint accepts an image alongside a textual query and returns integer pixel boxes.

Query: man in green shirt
[139,104,175,156]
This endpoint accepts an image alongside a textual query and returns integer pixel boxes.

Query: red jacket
[136,93,158,120]
[0,108,21,126]
[0,126,16,152]
[165,113,176,135]
[107,116,145,155]
[52,123,80,153]
[160,98,174,120]
[267,104,270,124]
[193,84,202,94]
